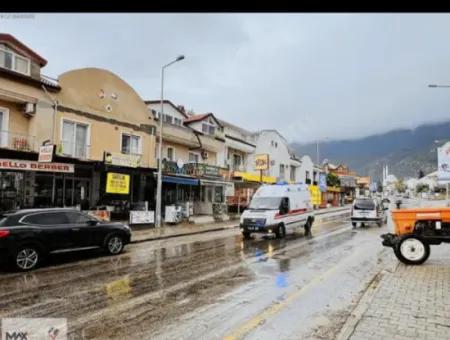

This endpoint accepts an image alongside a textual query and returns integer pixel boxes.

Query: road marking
[223,246,365,340]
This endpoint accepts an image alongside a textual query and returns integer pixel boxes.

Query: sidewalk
[130,205,351,244]
[337,245,450,340]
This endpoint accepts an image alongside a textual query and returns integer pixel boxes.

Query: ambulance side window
[279,197,290,215]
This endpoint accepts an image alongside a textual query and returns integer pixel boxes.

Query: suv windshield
[249,197,282,210]
[354,199,375,210]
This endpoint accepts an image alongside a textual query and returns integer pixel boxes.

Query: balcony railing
[0,130,35,152]
[162,160,226,178]
[57,141,91,160]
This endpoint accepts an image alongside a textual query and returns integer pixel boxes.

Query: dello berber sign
[0,159,74,173]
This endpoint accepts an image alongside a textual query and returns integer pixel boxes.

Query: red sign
[0,159,74,173]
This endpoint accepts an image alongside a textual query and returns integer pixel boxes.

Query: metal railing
[57,141,91,159]
[0,130,36,152]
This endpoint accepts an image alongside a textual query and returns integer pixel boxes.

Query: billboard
[255,154,269,170]
[437,142,450,183]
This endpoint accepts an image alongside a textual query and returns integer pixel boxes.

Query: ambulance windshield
[249,197,282,210]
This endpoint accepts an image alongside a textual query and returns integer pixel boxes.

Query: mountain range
[290,121,450,182]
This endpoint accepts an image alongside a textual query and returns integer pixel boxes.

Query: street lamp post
[155,55,185,228]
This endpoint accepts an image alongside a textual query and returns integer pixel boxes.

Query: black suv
[0,208,132,271]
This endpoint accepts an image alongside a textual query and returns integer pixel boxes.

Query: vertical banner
[438,142,450,183]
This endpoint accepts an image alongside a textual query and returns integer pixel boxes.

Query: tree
[326,173,340,187]
[395,179,407,193]
[418,170,425,179]
[376,180,383,193]
[416,183,429,193]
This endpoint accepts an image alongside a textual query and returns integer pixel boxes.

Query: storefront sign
[129,210,154,224]
[104,152,141,168]
[0,159,74,173]
[437,142,450,183]
[106,172,130,194]
[38,145,54,163]
[255,154,269,170]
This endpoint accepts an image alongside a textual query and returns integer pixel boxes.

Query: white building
[248,130,310,183]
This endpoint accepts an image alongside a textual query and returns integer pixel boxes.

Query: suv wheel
[15,245,40,271]
[105,234,125,255]
[276,224,286,239]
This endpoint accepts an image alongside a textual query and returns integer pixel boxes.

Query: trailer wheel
[394,235,430,265]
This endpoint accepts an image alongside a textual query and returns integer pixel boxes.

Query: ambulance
[239,182,315,239]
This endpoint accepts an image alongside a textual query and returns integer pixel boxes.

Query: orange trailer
[381,207,450,265]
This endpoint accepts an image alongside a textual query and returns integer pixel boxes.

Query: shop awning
[233,171,276,184]
[200,179,233,186]
[162,175,199,186]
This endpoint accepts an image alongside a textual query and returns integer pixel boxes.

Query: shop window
[62,120,89,158]
[207,187,213,202]
[214,186,224,203]
[121,133,141,155]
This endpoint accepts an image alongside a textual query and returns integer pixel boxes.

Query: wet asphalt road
[0,211,396,340]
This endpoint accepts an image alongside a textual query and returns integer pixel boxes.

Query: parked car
[0,208,131,271]
[351,198,388,228]
[240,183,315,239]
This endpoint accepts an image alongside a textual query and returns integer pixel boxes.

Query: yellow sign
[255,154,269,170]
[106,172,130,194]
[309,185,322,205]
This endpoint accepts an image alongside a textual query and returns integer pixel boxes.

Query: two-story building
[146,101,231,221]
[0,34,158,219]
[218,120,259,212]
[249,130,304,183]
[0,33,63,211]
[53,68,157,219]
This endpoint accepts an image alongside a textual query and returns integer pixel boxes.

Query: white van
[240,183,315,239]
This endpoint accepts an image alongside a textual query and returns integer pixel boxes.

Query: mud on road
[0,216,391,339]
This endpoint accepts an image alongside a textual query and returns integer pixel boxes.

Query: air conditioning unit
[23,102,35,117]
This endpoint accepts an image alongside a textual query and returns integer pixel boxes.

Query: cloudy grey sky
[3,13,450,144]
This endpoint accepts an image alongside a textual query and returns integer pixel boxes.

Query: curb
[335,253,399,340]
[131,225,239,244]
